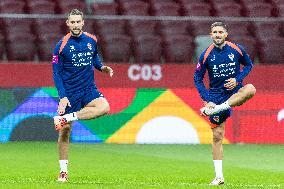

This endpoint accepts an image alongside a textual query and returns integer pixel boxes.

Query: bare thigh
[85,97,109,108]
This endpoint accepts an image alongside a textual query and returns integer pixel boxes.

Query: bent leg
[76,97,110,120]
[228,84,256,107]
[200,84,256,116]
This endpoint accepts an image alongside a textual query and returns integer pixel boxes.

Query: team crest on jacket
[213,116,220,123]
[228,53,234,61]
[87,43,92,50]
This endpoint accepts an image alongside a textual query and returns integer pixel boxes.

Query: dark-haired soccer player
[194,22,256,185]
[52,9,113,182]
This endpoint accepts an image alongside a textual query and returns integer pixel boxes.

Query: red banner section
[0,62,283,90]
[171,89,284,144]
[223,91,284,144]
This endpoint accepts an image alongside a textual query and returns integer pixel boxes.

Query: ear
[66,19,69,26]
[82,20,85,26]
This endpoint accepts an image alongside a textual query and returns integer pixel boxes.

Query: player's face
[210,26,228,46]
[66,15,84,37]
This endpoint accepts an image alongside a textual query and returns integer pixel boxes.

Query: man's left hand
[101,66,114,77]
[224,78,237,90]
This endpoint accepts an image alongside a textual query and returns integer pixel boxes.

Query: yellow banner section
[107,89,230,144]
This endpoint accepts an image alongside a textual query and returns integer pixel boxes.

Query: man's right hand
[57,97,71,115]
[101,66,114,77]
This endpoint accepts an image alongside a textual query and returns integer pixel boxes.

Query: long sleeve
[194,53,210,102]
[235,45,254,83]
[52,40,66,99]
[93,51,103,71]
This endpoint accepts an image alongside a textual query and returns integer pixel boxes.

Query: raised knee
[247,84,256,96]
[103,102,110,114]
[105,104,110,114]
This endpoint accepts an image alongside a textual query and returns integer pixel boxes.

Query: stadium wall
[0,63,283,144]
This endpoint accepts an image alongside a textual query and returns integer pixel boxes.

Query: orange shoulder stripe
[59,33,71,54]
[226,41,243,56]
[84,32,97,42]
[202,44,214,64]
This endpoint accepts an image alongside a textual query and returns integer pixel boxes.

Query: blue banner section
[0,88,101,143]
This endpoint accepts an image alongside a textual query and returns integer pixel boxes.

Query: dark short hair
[210,22,228,32]
[68,8,83,19]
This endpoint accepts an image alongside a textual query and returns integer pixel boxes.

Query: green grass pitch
[0,142,283,189]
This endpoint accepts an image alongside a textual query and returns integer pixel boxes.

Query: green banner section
[81,88,166,140]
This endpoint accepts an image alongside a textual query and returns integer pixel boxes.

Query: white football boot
[209,177,225,185]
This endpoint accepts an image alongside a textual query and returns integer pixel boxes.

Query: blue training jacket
[52,32,103,99]
[194,41,253,102]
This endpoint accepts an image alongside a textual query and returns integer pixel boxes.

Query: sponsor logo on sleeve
[196,62,201,71]
[52,55,58,64]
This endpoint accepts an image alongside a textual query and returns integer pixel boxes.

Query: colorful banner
[0,87,283,144]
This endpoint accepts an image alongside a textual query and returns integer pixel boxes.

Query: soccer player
[194,22,256,185]
[52,9,113,182]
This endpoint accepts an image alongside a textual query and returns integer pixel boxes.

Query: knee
[102,101,110,114]
[246,84,256,97]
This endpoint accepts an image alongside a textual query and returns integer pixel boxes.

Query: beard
[213,38,225,46]
[70,29,82,37]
